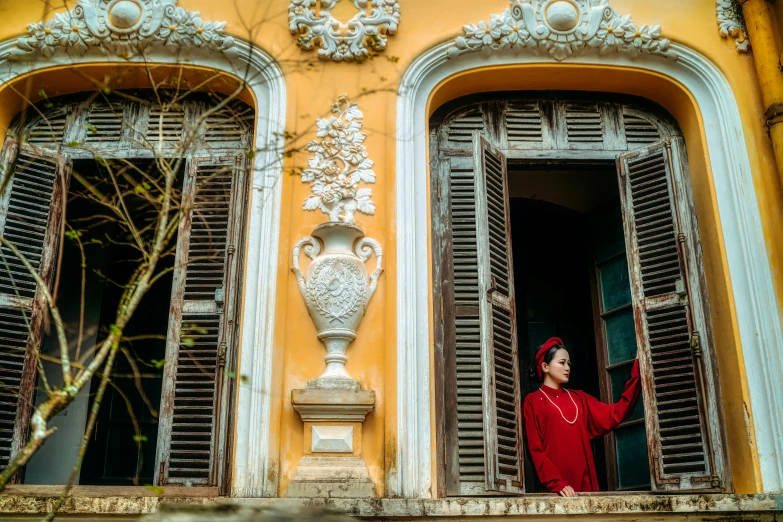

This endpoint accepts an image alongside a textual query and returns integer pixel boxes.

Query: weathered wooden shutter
[616,138,724,491]
[472,132,524,494]
[439,150,485,496]
[155,154,246,489]
[0,139,70,474]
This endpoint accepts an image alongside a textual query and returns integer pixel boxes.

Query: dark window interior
[33,159,179,486]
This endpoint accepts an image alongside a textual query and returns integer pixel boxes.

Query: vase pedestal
[288,388,376,498]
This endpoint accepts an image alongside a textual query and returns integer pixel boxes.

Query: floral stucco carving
[12,0,234,60]
[450,0,677,62]
[716,0,749,53]
[289,0,400,62]
[299,95,376,224]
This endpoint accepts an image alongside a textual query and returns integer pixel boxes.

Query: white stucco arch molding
[394,43,783,497]
[0,29,286,498]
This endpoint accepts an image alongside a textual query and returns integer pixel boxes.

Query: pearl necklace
[540,387,579,425]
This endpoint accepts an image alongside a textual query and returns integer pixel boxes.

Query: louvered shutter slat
[25,109,68,147]
[201,103,252,147]
[155,154,245,488]
[0,139,69,474]
[623,111,662,146]
[447,109,485,148]
[145,105,185,145]
[472,133,524,494]
[505,102,544,145]
[564,102,604,147]
[617,138,723,491]
[84,103,125,144]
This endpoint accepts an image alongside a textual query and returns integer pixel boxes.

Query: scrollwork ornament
[354,237,383,297]
[450,0,677,62]
[717,0,749,53]
[12,0,235,60]
[289,0,400,62]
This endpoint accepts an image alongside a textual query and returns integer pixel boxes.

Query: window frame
[0,92,253,491]
[430,92,729,497]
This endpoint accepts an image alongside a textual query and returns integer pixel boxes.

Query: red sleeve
[523,395,569,494]
[583,359,642,439]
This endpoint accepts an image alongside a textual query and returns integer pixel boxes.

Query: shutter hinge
[675,279,688,306]
[440,295,443,323]
[486,276,497,299]
[437,182,441,201]
[653,457,680,485]
[215,287,225,311]
[690,331,702,359]
[692,475,721,488]
[159,462,165,485]
[218,341,227,364]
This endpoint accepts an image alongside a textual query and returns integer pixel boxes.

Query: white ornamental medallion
[289,0,400,62]
[307,258,366,324]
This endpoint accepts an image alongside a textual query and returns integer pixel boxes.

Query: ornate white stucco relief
[289,0,400,62]
[299,94,376,223]
[11,0,234,60]
[450,0,677,61]
[292,95,382,391]
[716,0,749,53]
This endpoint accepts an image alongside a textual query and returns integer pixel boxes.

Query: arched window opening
[0,91,254,491]
[430,92,728,496]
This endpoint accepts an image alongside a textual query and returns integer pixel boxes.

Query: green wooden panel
[605,308,637,366]
[599,255,632,312]
[590,204,626,262]
[615,423,651,489]
[609,364,644,422]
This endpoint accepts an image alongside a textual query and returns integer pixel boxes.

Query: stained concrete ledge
[0,490,781,520]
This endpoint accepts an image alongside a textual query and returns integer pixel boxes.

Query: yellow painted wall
[0,0,781,496]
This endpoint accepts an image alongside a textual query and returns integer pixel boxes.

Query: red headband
[535,337,564,380]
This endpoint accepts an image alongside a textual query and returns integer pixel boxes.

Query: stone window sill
[0,491,780,517]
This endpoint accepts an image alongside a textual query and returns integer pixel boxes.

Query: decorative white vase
[292,222,383,390]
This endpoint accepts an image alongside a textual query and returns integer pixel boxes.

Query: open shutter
[440,151,486,496]
[0,139,69,475]
[616,138,724,491]
[155,154,246,489]
[473,132,524,494]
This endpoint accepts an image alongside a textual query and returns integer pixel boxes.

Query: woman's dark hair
[529,343,565,381]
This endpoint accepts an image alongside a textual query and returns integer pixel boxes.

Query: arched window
[430,92,728,496]
[0,91,254,490]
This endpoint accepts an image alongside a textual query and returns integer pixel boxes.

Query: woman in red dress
[523,337,641,497]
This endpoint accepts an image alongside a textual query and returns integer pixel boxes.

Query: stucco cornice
[450,0,677,62]
[0,490,781,516]
[3,0,234,62]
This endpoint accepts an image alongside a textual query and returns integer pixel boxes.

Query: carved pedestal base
[289,388,376,498]
[286,456,376,498]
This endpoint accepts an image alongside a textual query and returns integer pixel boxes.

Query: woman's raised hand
[558,485,577,497]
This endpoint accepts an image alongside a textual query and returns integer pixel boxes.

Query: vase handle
[354,237,384,300]
[292,236,321,298]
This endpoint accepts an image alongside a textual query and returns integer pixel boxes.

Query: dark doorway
[509,164,623,492]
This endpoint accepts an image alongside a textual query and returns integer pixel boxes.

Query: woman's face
[543,348,571,385]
